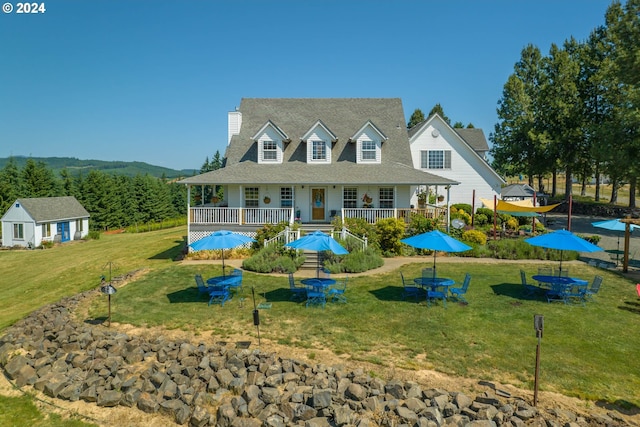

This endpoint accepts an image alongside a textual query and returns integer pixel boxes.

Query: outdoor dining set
[289,270,348,308]
[521,267,602,305]
[401,269,471,307]
[195,269,243,306]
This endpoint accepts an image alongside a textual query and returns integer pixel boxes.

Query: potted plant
[437,194,445,202]
[417,190,428,208]
[211,195,220,203]
[263,196,271,204]
[362,193,373,208]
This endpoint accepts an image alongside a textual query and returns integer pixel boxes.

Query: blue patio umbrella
[285,230,348,275]
[401,230,472,279]
[592,219,639,264]
[525,229,602,273]
[189,230,255,275]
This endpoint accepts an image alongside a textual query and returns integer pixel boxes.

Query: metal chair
[583,275,603,301]
[304,279,326,308]
[426,286,447,308]
[208,285,231,306]
[195,274,208,297]
[520,270,539,296]
[288,273,306,301]
[328,275,348,303]
[401,273,422,301]
[555,267,569,277]
[450,273,471,303]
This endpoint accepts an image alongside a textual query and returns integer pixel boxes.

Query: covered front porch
[189,205,448,227]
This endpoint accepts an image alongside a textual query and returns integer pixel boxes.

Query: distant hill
[0,156,198,179]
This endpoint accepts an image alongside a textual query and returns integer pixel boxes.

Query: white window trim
[358,139,379,163]
[421,150,452,169]
[309,139,330,163]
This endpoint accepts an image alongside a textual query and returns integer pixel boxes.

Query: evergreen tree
[407,109,425,128]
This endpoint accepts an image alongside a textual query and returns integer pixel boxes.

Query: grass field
[1,226,640,423]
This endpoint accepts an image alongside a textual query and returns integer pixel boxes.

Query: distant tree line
[0,152,223,231]
[490,0,640,207]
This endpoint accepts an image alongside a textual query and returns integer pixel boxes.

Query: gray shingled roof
[455,128,489,152]
[180,98,457,186]
[501,184,536,198]
[16,196,90,223]
[407,115,490,153]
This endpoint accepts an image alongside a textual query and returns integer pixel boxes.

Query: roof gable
[4,196,90,223]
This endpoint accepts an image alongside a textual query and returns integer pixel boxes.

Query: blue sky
[0,0,614,171]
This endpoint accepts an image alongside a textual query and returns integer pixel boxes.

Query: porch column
[186,185,191,245]
[445,185,451,233]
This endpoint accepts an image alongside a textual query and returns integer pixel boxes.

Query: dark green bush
[474,213,489,226]
[476,207,494,218]
[252,221,291,250]
[87,230,101,240]
[242,245,305,273]
[324,246,384,273]
[452,203,472,215]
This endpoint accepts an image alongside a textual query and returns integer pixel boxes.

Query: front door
[57,222,70,242]
[311,188,326,221]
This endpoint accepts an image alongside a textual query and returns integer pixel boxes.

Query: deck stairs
[297,224,335,271]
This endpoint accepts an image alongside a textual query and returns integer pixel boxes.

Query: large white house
[1,196,90,248]
[178,98,504,244]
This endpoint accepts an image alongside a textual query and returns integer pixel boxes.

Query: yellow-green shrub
[462,229,487,245]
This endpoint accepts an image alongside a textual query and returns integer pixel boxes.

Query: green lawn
[2,226,640,415]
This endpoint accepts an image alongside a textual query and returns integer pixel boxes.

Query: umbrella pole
[222,249,226,277]
[433,251,437,279]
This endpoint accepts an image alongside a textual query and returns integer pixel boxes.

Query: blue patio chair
[304,279,326,308]
[450,273,471,303]
[288,273,306,301]
[208,285,231,306]
[426,286,447,308]
[195,274,208,297]
[520,270,539,296]
[328,275,348,303]
[546,283,570,304]
[400,273,422,301]
[583,275,603,301]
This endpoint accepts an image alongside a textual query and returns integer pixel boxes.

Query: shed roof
[13,196,90,223]
[501,184,536,198]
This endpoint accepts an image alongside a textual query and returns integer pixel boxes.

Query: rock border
[0,289,630,426]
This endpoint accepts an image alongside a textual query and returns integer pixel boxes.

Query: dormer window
[303,120,335,164]
[262,140,278,161]
[350,121,386,164]
[253,121,289,164]
[311,140,327,161]
[361,140,377,161]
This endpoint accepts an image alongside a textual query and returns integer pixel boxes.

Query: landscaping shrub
[40,241,54,249]
[462,229,487,245]
[252,221,291,250]
[452,203,472,215]
[476,207,494,218]
[450,206,471,225]
[87,230,101,240]
[405,213,440,236]
[474,213,488,226]
[242,244,304,273]
[324,246,384,273]
[332,217,377,249]
[374,218,406,256]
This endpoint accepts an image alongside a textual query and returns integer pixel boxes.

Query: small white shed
[1,196,90,248]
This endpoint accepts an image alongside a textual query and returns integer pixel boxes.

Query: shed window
[13,223,24,240]
[42,223,52,238]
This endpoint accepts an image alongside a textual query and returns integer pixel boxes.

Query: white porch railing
[190,206,446,225]
[332,227,367,250]
[190,207,292,225]
[264,227,301,247]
